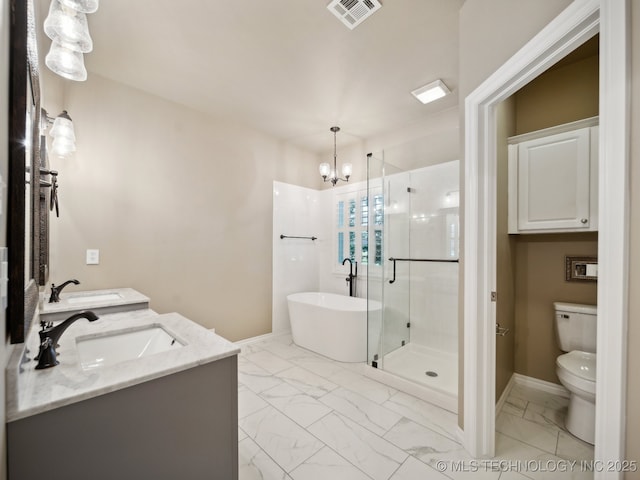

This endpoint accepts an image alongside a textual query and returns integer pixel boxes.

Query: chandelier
[319,126,352,186]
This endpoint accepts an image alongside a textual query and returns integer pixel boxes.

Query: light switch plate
[86,249,100,265]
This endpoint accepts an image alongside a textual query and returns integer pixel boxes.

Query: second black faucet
[48,279,80,303]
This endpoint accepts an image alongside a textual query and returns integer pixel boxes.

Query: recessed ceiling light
[411,79,450,104]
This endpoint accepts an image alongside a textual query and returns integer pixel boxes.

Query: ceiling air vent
[327,0,382,30]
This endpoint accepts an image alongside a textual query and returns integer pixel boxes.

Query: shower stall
[367,152,459,410]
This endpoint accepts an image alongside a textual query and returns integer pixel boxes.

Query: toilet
[554,302,597,445]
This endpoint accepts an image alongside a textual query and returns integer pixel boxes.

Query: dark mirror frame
[39,133,50,286]
[8,0,43,343]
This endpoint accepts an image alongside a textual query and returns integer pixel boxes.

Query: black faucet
[48,279,80,303]
[342,258,358,297]
[35,311,99,369]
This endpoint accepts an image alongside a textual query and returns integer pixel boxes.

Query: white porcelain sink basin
[66,292,123,304]
[76,325,184,371]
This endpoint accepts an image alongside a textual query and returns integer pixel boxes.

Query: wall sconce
[319,126,352,187]
[45,110,76,158]
[443,190,460,209]
[44,0,99,81]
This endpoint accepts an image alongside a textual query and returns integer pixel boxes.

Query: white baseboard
[496,374,517,415]
[494,372,570,417]
[234,329,291,346]
[512,372,570,398]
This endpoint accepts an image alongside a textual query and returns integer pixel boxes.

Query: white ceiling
[38,0,463,153]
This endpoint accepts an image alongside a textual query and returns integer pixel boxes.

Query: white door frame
[463,0,630,473]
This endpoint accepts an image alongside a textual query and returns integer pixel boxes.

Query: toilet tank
[554,302,597,353]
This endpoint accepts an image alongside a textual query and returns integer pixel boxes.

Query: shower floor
[382,343,458,397]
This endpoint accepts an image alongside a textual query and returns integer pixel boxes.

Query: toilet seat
[556,350,596,399]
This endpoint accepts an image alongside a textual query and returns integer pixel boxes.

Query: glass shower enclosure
[367,151,459,402]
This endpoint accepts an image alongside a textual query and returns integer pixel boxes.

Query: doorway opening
[463,0,629,471]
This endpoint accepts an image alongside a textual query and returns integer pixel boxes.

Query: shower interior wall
[272,181,322,334]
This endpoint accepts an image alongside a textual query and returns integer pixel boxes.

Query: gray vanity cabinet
[8,356,238,480]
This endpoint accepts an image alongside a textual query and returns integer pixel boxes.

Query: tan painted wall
[514,233,598,384]
[511,48,599,385]
[495,98,516,399]
[458,0,573,428]
[45,74,320,341]
[514,54,599,135]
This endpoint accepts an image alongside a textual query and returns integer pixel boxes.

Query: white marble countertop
[6,308,240,422]
[39,287,149,316]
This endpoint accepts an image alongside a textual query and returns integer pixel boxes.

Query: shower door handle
[388,258,396,284]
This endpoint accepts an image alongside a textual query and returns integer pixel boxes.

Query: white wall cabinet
[508,117,598,234]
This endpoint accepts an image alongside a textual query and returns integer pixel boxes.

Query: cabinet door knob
[581,218,588,224]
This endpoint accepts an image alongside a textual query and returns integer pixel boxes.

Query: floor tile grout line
[297,442,378,480]
[240,430,309,478]
[239,403,329,475]
[385,456,405,480]
[498,402,567,443]
[519,399,529,418]
[409,452,469,480]
[381,398,461,444]
[304,409,412,478]
[293,410,381,478]
[238,403,271,422]
[317,388,408,437]
[496,429,560,457]
[257,390,336,431]
[380,415,465,453]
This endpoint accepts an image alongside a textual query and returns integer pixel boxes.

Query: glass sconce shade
[49,111,77,158]
[52,137,77,157]
[59,0,99,14]
[44,0,93,52]
[342,163,352,178]
[49,114,76,142]
[46,37,88,81]
[319,163,331,177]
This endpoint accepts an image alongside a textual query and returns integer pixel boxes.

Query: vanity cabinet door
[508,125,597,233]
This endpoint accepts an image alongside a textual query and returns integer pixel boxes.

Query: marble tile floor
[237,334,594,480]
[498,384,594,463]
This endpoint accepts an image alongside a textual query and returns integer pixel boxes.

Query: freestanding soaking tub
[287,292,374,363]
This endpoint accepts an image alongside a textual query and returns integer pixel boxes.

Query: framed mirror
[39,134,50,286]
[8,0,43,343]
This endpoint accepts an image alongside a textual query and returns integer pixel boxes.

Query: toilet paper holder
[496,323,510,336]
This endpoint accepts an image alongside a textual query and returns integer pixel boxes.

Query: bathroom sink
[76,325,184,371]
[40,288,151,323]
[66,292,123,304]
